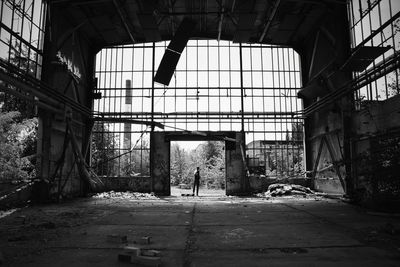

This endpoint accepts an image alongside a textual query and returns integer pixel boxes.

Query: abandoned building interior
[0,0,400,266]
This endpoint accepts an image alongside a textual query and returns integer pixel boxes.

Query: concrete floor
[1,192,400,266]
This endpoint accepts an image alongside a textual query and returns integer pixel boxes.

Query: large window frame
[93,40,304,178]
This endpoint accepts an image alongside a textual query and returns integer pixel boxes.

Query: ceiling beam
[259,0,281,42]
[112,0,136,43]
[217,0,225,41]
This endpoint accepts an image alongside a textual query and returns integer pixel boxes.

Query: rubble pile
[93,191,159,200]
[257,183,321,198]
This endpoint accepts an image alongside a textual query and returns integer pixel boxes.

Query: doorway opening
[170,140,226,197]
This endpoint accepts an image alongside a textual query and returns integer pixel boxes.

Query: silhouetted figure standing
[193,167,200,196]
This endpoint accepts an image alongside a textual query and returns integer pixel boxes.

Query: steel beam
[112,0,136,44]
[259,0,280,42]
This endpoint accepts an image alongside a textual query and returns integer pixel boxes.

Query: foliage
[0,111,37,181]
[91,122,117,176]
[171,141,226,189]
[120,139,150,176]
[170,143,189,185]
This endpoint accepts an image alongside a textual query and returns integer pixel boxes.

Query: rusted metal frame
[303,51,400,116]
[58,157,77,196]
[0,83,62,113]
[1,55,91,114]
[83,120,94,159]
[216,0,237,25]
[259,0,280,42]
[112,0,136,43]
[168,0,177,35]
[70,76,81,104]
[62,73,81,104]
[323,135,346,190]
[239,42,245,132]
[56,21,86,51]
[311,135,325,182]
[51,123,70,196]
[0,69,90,116]
[353,10,400,52]
[0,21,42,55]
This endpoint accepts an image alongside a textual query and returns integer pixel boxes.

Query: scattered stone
[93,191,158,200]
[123,246,141,256]
[141,250,161,257]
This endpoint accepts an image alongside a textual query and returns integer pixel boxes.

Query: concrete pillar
[226,132,246,195]
[150,132,170,195]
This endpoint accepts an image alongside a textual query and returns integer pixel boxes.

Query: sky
[172,141,204,151]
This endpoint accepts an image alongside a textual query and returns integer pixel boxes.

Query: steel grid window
[94,40,303,178]
[0,0,46,77]
[348,0,400,106]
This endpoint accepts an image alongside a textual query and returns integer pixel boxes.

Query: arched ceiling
[50,0,346,50]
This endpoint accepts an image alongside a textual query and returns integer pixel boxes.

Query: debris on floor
[92,191,159,200]
[118,245,161,266]
[256,183,325,198]
[0,209,18,219]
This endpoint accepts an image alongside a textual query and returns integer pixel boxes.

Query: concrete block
[123,246,141,256]
[107,234,127,243]
[141,249,161,257]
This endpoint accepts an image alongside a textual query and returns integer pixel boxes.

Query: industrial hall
[0,0,400,266]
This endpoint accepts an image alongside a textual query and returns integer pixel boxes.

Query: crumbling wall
[38,6,95,200]
[299,4,351,195]
[226,132,246,195]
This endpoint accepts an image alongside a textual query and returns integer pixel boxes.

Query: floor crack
[183,203,196,267]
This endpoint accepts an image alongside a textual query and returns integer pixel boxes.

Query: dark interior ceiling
[51,0,346,50]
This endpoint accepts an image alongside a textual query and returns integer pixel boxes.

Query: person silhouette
[193,167,200,196]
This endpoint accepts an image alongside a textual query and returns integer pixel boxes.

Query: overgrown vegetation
[0,40,38,183]
[0,111,37,182]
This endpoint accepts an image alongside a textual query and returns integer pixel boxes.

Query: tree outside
[170,141,225,189]
[0,40,39,183]
[0,111,37,182]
